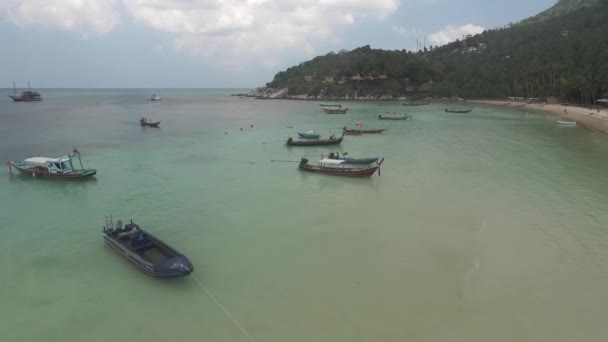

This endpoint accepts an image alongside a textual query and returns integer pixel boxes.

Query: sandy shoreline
[467,99,608,135]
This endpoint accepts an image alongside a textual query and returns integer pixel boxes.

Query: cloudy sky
[0,0,556,88]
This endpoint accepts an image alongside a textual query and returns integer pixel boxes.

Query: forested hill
[267,0,608,103]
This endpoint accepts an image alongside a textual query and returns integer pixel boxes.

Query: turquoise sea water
[1,89,608,342]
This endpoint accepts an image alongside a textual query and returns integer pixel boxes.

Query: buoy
[32,172,36,178]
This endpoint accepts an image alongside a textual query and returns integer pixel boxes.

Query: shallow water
[1,89,608,342]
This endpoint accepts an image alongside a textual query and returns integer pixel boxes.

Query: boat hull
[445,109,472,113]
[7,161,96,179]
[141,121,161,128]
[287,136,343,146]
[323,108,348,114]
[343,128,387,134]
[378,115,410,120]
[9,95,42,102]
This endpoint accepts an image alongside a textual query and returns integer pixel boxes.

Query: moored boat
[140,117,161,127]
[297,131,321,139]
[298,157,384,177]
[9,82,42,102]
[323,107,348,114]
[445,108,472,113]
[7,149,97,179]
[150,94,161,101]
[102,217,193,277]
[287,134,344,146]
[319,104,342,108]
[343,126,387,134]
[557,120,577,126]
[402,101,430,106]
[378,112,411,120]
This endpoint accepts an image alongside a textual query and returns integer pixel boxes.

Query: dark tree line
[268,1,608,104]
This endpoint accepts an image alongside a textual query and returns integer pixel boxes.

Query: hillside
[267,0,608,103]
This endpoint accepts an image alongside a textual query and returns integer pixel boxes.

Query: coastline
[467,99,608,135]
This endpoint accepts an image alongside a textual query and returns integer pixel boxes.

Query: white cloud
[428,24,484,46]
[1,0,409,66]
[121,0,399,67]
[1,0,119,34]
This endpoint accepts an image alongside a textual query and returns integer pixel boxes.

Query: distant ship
[9,82,42,102]
[150,94,161,101]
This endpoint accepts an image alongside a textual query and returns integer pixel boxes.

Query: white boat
[557,120,577,126]
[150,94,161,101]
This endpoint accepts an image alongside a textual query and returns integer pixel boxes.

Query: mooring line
[190,272,257,342]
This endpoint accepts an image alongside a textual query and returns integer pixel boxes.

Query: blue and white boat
[297,131,321,139]
[102,217,193,277]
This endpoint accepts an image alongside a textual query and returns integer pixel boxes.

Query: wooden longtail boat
[298,157,384,177]
[402,101,430,106]
[287,134,344,146]
[343,127,387,134]
[323,107,348,114]
[378,112,411,120]
[445,108,472,113]
[7,149,97,179]
[102,217,193,277]
[140,117,161,127]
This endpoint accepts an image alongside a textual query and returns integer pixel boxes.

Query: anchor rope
[190,271,257,342]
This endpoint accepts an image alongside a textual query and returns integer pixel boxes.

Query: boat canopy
[319,159,345,165]
[24,157,60,166]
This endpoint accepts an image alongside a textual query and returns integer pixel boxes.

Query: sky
[0,0,557,88]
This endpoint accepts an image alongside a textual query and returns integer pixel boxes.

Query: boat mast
[28,81,31,91]
[13,81,16,96]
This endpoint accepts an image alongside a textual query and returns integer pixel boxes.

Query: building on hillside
[378,74,389,80]
[304,75,315,83]
[351,73,363,81]
[337,77,347,85]
[364,73,374,80]
[322,76,335,84]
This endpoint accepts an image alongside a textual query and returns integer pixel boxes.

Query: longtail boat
[287,134,344,146]
[402,101,430,106]
[102,216,193,277]
[378,112,411,120]
[323,107,348,114]
[297,131,321,139]
[298,157,384,177]
[445,108,472,113]
[319,104,342,108]
[140,117,161,127]
[343,126,387,134]
[7,149,97,179]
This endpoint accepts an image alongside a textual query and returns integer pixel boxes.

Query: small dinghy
[102,217,193,277]
[557,120,577,126]
[297,131,321,139]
